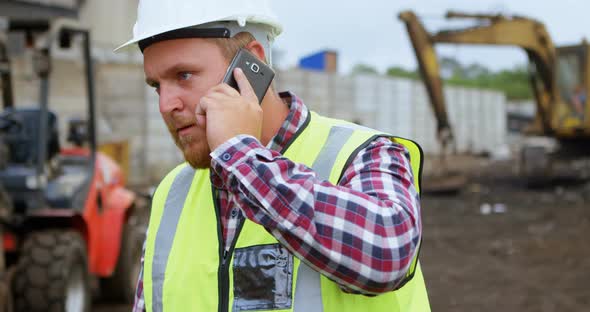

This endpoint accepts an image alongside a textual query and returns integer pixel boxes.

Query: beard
[166,116,211,169]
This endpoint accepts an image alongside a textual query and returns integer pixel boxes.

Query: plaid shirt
[133,92,422,311]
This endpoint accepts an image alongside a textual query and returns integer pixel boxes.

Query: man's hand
[196,68,263,151]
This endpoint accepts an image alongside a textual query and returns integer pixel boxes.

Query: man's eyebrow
[145,77,157,87]
[145,62,198,86]
[165,62,198,75]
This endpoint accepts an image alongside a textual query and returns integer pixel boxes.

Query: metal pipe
[36,48,50,181]
[56,27,97,157]
[0,40,13,109]
[445,11,504,21]
[81,30,97,157]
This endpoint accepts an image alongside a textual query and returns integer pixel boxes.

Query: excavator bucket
[399,11,467,193]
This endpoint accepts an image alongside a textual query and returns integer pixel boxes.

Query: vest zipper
[213,186,246,312]
[219,249,229,312]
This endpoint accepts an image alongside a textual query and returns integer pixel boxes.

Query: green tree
[385,66,420,79]
[439,56,463,79]
[396,56,532,100]
[445,63,532,100]
[351,63,378,75]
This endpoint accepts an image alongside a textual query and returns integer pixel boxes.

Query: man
[571,84,586,118]
[118,1,430,311]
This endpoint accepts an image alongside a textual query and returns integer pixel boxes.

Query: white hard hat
[116,0,282,59]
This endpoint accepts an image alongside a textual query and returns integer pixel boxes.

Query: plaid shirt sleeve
[210,134,422,295]
[132,240,146,312]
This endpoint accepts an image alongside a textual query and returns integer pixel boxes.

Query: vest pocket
[232,243,293,311]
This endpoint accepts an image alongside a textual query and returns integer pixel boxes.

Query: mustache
[167,114,197,131]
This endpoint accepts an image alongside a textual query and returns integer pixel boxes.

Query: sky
[271,0,590,74]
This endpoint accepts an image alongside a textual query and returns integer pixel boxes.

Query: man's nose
[158,86,184,114]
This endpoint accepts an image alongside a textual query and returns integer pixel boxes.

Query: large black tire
[13,230,90,312]
[100,211,145,303]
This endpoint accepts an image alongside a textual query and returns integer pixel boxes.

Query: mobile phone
[222,48,275,104]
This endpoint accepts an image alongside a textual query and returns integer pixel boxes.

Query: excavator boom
[399,10,558,139]
[398,11,452,151]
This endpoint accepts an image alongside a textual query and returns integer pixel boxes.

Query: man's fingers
[234,68,258,102]
[196,95,209,116]
[213,83,240,97]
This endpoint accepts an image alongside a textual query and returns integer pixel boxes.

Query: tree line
[351,56,532,101]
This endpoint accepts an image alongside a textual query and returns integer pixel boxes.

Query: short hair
[211,32,268,63]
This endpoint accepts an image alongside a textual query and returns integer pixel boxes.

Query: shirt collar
[266,91,310,152]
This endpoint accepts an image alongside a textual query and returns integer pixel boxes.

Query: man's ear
[244,40,267,63]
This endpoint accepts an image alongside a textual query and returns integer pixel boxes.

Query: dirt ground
[420,156,590,312]
[93,155,590,312]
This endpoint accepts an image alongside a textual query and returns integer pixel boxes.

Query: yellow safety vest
[144,111,430,312]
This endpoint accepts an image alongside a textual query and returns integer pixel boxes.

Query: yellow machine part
[98,140,130,182]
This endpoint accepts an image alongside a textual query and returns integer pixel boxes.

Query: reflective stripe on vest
[294,125,355,312]
[151,165,196,312]
[144,111,430,312]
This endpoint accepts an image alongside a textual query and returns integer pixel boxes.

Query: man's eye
[150,83,160,93]
[179,72,193,80]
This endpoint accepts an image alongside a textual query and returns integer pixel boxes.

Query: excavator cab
[555,44,588,129]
